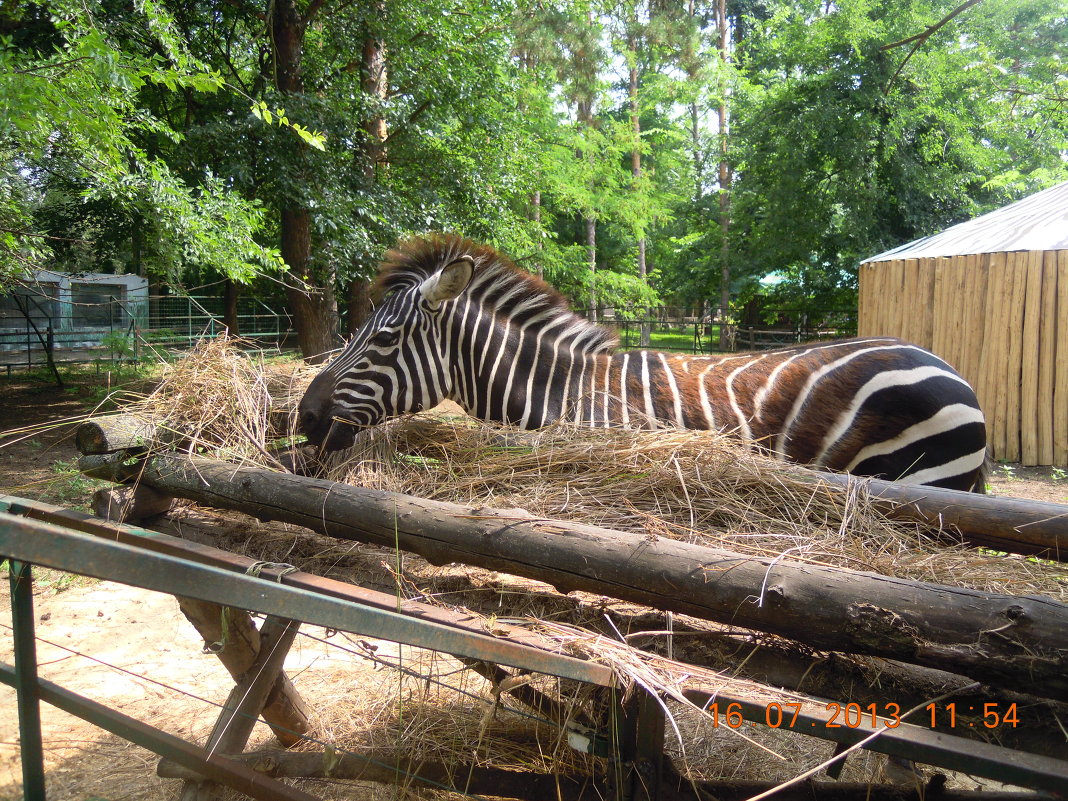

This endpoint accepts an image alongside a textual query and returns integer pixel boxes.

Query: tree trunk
[629,29,651,347]
[281,207,339,363]
[586,216,597,321]
[271,0,339,363]
[531,190,543,277]
[346,278,372,336]
[716,0,732,351]
[361,8,388,174]
[79,451,1068,700]
[222,279,240,336]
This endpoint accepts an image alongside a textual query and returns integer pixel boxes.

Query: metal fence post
[8,559,47,799]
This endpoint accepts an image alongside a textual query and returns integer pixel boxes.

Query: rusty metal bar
[0,664,317,801]
[7,561,46,800]
[682,689,1068,795]
[0,510,611,686]
[0,494,613,687]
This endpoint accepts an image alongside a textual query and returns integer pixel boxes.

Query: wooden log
[1054,250,1068,466]
[92,486,173,524]
[156,749,1048,801]
[79,452,1068,700]
[388,427,1068,561]
[146,503,1068,759]
[179,617,303,801]
[1021,251,1043,465]
[805,471,1067,560]
[1037,251,1057,466]
[176,598,311,747]
[1004,252,1028,462]
[75,415,181,455]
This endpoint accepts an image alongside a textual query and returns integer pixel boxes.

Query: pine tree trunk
[586,216,597,322]
[531,190,543,277]
[346,279,372,336]
[629,33,651,347]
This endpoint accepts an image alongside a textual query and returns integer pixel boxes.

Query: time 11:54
[928,702,1018,728]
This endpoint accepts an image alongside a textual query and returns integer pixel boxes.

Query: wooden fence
[858,250,1068,465]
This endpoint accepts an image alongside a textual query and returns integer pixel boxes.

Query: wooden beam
[79,452,1068,700]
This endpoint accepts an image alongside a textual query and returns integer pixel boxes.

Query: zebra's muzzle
[299,373,361,451]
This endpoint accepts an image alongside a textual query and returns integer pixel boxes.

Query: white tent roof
[864,180,1068,263]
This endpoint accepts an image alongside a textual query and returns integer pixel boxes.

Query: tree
[0,1,281,289]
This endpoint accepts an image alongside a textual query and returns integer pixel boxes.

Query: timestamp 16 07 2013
[704,702,1019,730]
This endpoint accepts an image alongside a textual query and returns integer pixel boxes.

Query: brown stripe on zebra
[603,340,985,486]
[299,235,988,492]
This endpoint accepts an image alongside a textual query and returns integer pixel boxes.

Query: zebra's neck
[445,294,615,427]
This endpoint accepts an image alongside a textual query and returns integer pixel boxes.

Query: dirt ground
[0,373,1064,800]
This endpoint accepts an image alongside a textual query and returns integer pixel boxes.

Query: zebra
[299,234,988,491]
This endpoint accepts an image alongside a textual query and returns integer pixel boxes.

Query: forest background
[2,0,1066,361]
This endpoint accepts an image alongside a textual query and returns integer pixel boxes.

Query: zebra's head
[299,239,476,451]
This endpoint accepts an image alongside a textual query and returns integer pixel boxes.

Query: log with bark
[156,748,1046,801]
[79,414,1068,560]
[79,451,1068,701]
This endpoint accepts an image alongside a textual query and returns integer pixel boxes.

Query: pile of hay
[114,341,1066,793]
[117,336,312,464]
[123,339,1066,601]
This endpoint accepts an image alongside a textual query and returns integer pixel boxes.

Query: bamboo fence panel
[902,259,922,344]
[945,255,970,369]
[860,248,1068,466]
[1055,251,1068,466]
[1003,252,1029,463]
[931,258,950,358]
[978,252,1008,460]
[1037,251,1057,465]
[961,254,989,391]
[919,257,937,349]
[857,265,871,336]
[1021,251,1044,465]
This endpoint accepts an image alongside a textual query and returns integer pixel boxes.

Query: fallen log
[155,749,1049,801]
[80,414,1068,560]
[144,505,1068,759]
[393,419,1068,561]
[811,472,1067,561]
[75,415,182,455]
[93,485,173,524]
[80,452,1068,700]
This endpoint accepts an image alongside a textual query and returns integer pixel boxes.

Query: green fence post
[8,559,47,799]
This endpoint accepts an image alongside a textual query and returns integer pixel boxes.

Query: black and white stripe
[300,236,987,491]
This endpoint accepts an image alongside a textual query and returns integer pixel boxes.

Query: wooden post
[93,486,173,524]
[176,598,311,747]
[178,617,303,801]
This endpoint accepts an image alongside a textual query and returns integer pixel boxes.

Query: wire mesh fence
[0,292,292,373]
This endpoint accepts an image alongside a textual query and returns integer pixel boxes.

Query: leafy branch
[882,0,985,95]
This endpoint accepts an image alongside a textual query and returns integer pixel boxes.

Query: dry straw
[116,341,1067,793]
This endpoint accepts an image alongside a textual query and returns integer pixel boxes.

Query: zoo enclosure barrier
[0,495,676,801]
[0,290,293,372]
[587,307,858,354]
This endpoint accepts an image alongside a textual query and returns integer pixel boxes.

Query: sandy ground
[1,377,1065,799]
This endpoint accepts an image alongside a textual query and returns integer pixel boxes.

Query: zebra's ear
[420,256,474,306]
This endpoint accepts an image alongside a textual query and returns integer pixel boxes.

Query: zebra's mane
[377,234,618,352]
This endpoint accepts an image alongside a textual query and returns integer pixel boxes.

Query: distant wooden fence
[858,250,1068,466]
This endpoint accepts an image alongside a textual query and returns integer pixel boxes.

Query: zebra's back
[616,338,987,491]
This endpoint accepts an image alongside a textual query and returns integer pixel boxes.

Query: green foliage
[4,0,1066,331]
[0,1,283,286]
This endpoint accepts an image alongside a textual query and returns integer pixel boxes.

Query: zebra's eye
[372,329,399,348]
